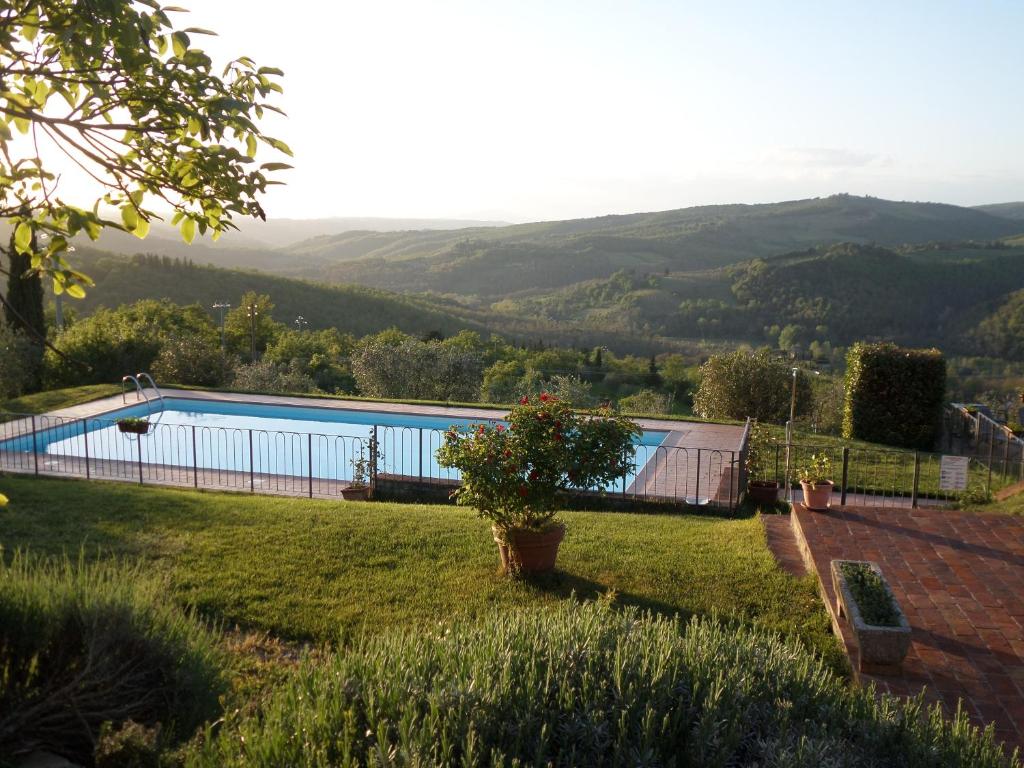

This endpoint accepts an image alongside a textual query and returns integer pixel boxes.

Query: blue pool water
[8,397,667,488]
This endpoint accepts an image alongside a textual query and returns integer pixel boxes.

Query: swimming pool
[4,397,668,492]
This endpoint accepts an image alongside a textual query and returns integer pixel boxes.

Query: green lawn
[0,383,120,415]
[0,475,842,669]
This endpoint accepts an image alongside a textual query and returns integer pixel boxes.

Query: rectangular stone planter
[831,559,912,674]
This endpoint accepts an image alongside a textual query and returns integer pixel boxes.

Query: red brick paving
[786,504,1024,752]
[761,513,807,577]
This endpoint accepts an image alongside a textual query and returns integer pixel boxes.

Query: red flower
[496,424,505,432]
[518,485,528,497]
[503,449,512,457]
[539,392,550,402]
[529,469,539,481]
[519,396,529,405]
[477,425,486,434]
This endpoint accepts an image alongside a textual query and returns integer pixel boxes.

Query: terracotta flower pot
[747,480,779,504]
[493,523,566,574]
[800,480,833,511]
[341,485,369,501]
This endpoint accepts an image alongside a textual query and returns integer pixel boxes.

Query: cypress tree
[4,234,46,339]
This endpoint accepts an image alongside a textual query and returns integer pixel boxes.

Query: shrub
[744,420,776,481]
[798,452,834,484]
[694,348,812,422]
[843,342,946,450]
[151,335,235,387]
[351,335,483,401]
[0,551,226,765]
[618,388,670,415]
[231,359,316,394]
[436,394,640,531]
[0,323,41,399]
[189,600,1018,768]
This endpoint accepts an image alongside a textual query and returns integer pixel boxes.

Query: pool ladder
[122,372,165,414]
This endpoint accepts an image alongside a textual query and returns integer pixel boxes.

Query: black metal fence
[0,412,745,511]
[775,441,1006,508]
[944,404,1024,485]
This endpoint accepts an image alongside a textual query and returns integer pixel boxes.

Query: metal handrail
[135,372,164,405]
[121,375,145,405]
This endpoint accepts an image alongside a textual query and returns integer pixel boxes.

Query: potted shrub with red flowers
[437,393,640,575]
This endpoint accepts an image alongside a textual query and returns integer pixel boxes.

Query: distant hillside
[973,202,1024,222]
[273,195,1021,297]
[77,195,1023,301]
[64,249,497,339]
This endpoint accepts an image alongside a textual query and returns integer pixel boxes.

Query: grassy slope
[0,384,120,414]
[0,476,841,669]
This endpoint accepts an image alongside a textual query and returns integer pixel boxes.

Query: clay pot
[493,523,566,574]
[341,485,370,501]
[800,480,833,511]
[747,480,779,504]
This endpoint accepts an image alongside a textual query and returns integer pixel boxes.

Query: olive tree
[0,0,290,298]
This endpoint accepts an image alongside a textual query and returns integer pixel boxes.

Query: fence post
[369,427,379,498]
[911,451,920,508]
[418,427,424,480]
[308,432,314,498]
[694,449,701,506]
[1003,432,1010,482]
[83,420,90,480]
[987,427,995,493]
[840,447,849,506]
[249,430,255,492]
[191,425,198,488]
[136,434,144,485]
[31,415,38,476]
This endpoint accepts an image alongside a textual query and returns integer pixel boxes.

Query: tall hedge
[843,342,946,449]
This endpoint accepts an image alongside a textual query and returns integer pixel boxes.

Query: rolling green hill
[973,202,1024,222]
[86,195,1023,302]
[64,249,497,339]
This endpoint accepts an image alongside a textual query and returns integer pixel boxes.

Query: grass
[0,383,120,415]
[0,475,842,670]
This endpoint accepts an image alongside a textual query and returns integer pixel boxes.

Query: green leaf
[260,162,293,171]
[181,217,196,244]
[121,205,139,231]
[65,283,86,299]
[133,217,151,239]
[14,222,32,253]
[245,133,257,158]
[171,31,189,57]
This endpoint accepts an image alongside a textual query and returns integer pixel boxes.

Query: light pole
[213,302,230,351]
[784,367,820,501]
[247,303,259,361]
[294,315,308,332]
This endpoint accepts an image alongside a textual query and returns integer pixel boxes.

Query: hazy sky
[51,1,1024,222]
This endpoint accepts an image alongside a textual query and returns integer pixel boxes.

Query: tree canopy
[0,0,290,296]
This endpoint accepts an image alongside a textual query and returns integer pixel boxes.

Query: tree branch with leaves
[0,0,291,297]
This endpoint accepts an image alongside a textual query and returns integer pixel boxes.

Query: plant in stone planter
[116,417,150,435]
[831,559,911,673]
[437,393,640,575]
[744,421,779,504]
[798,452,833,511]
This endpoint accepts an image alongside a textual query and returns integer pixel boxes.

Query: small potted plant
[343,438,381,501]
[437,393,640,575]
[116,416,150,435]
[745,421,779,504]
[798,452,833,511]
[831,559,911,673]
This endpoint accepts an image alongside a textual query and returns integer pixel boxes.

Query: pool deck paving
[769,503,1024,752]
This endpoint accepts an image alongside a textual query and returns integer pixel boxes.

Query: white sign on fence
[939,455,970,491]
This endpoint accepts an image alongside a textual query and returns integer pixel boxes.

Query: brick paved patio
[781,504,1024,751]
